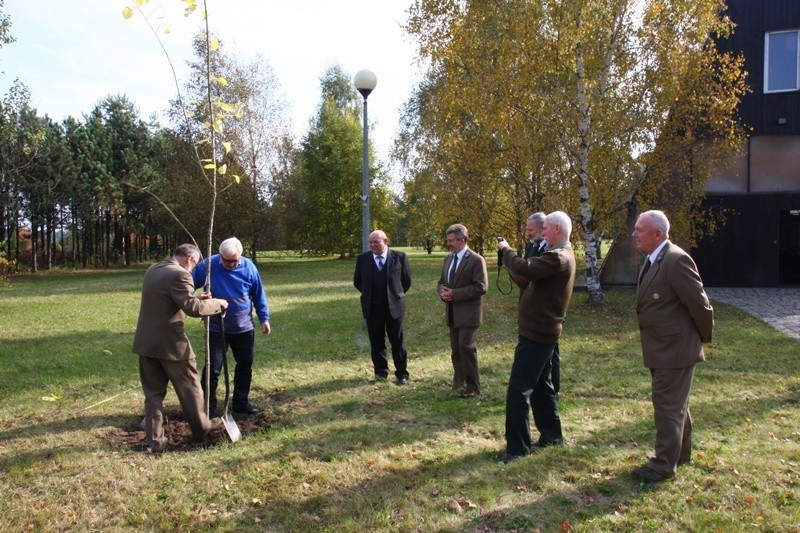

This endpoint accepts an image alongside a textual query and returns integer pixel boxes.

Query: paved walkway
[705,288,800,341]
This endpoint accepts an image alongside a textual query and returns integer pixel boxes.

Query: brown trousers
[449,325,480,393]
[648,364,695,476]
[139,356,217,451]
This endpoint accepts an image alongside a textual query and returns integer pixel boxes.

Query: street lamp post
[354,69,377,253]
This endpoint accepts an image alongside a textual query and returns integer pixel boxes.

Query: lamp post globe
[354,69,377,97]
[354,69,377,252]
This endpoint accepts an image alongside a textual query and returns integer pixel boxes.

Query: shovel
[218,310,242,443]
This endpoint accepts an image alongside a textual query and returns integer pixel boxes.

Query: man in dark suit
[632,210,714,482]
[132,244,229,453]
[438,224,488,398]
[523,212,547,260]
[354,230,412,384]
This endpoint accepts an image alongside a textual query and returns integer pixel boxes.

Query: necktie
[377,255,384,270]
[639,258,651,284]
[449,254,458,285]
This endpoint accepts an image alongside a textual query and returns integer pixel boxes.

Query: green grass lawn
[0,249,798,531]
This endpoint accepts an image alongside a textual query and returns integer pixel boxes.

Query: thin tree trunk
[575,42,604,303]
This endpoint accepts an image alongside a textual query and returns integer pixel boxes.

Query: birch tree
[405,0,746,302]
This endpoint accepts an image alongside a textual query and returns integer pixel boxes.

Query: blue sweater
[192,255,270,334]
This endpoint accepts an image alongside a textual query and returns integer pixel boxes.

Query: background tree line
[0,25,396,271]
[2,0,748,301]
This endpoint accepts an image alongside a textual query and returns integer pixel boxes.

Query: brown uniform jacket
[636,241,714,369]
[438,248,488,328]
[502,245,576,344]
[132,258,225,361]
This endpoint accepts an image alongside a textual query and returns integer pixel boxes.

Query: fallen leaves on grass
[446,498,477,513]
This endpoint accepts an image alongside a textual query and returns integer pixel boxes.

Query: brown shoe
[459,389,478,398]
[198,417,224,440]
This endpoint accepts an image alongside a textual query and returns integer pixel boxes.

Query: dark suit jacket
[636,241,714,369]
[132,258,225,361]
[437,248,488,328]
[524,239,545,260]
[354,248,412,320]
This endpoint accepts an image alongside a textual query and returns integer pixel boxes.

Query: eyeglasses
[221,256,240,267]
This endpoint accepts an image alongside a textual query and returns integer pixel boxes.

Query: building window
[765,30,799,93]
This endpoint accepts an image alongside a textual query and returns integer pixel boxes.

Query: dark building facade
[693,0,800,286]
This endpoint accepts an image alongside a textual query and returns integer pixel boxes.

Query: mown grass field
[0,248,798,531]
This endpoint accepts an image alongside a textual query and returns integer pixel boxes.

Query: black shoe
[233,403,261,415]
[396,377,408,385]
[632,465,670,483]
[500,452,522,464]
[374,374,388,381]
[533,439,563,448]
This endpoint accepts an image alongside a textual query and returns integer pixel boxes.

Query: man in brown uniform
[133,243,229,453]
[632,210,713,482]
[437,224,488,398]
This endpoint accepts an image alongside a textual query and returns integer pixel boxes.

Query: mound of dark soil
[105,408,275,453]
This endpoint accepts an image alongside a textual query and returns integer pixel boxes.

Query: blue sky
[0,0,419,162]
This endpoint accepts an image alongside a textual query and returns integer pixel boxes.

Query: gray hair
[173,243,200,261]
[546,211,572,239]
[446,223,468,241]
[219,237,243,256]
[527,212,546,229]
[639,210,670,238]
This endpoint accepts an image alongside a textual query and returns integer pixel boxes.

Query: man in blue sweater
[193,237,271,415]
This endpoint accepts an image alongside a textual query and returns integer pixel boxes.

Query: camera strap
[496,252,513,295]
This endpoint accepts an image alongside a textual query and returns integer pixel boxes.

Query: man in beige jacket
[133,243,228,453]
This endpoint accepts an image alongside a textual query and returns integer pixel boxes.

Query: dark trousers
[552,342,561,395]
[505,335,562,456]
[520,290,561,395]
[648,365,695,477]
[367,301,409,379]
[202,329,255,413]
[449,325,480,393]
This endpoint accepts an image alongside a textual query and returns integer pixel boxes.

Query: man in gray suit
[438,224,488,398]
[632,210,714,482]
[133,244,229,453]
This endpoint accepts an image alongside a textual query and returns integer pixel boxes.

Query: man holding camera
[497,211,576,463]
[518,211,561,397]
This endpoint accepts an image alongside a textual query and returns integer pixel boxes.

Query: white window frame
[764,29,800,94]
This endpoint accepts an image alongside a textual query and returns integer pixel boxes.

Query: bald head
[368,230,388,255]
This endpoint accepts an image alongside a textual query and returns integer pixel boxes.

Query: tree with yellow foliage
[404,0,746,302]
